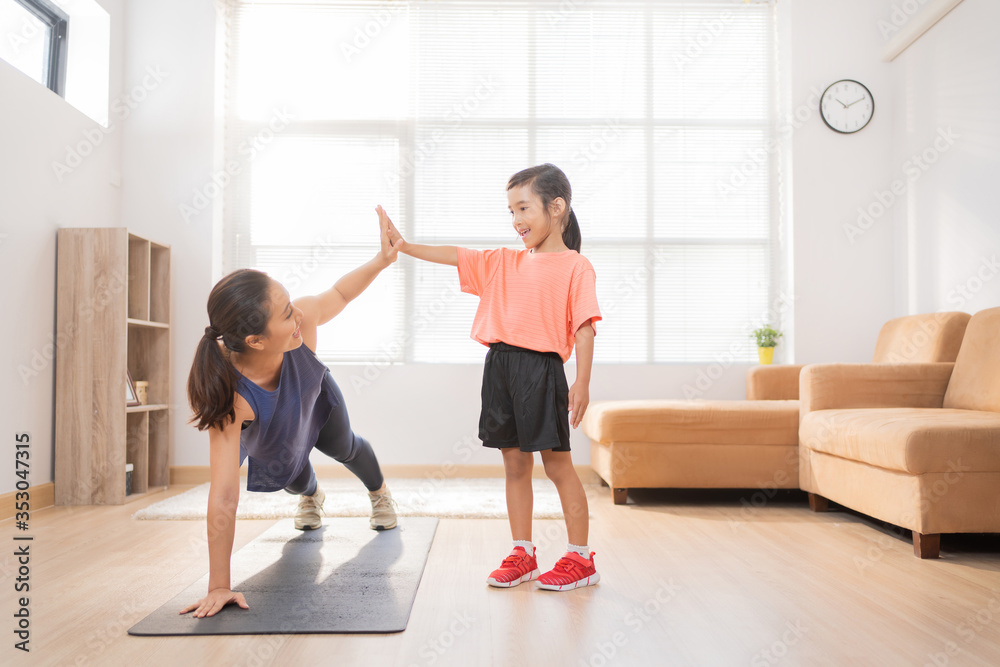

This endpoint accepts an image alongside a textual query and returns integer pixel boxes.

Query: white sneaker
[294,487,326,530]
[369,486,398,531]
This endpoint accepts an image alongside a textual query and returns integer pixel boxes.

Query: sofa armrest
[746,365,804,400]
[799,363,954,419]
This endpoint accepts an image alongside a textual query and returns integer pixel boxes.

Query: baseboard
[0,482,55,521]
[171,464,601,486]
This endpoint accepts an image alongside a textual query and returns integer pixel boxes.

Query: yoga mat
[128,517,438,636]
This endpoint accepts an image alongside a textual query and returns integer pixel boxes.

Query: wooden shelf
[127,318,169,329]
[126,404,169,414]
[55,228,171,506]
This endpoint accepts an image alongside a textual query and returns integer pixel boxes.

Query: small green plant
[751,325,783,348]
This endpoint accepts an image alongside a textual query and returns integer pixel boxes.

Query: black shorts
[479,342,571,453]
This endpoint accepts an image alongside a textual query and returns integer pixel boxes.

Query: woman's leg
[501,448,535,541]
[540,449,589,546]
[314,379,384,492]
[283,460,317,496]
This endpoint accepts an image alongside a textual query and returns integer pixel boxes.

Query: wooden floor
[6,483,1000,667]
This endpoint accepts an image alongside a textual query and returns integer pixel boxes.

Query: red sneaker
[537,552,600,591]
[487,547,540,588]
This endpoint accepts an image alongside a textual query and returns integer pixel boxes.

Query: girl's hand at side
[180,588,249,618]
[377,205,407,254]
[568,381,589,429]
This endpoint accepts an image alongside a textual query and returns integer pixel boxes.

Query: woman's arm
[294,208,401,346]
[568,322,595,429]
[180,398,251,618]
[379,205,459,266]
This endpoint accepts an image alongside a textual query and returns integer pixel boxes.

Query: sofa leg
[913,532,941,559]
[613,488,628,505]
[808,493,830,512]
[597,477,609,488]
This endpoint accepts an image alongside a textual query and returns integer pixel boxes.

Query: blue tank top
[235,344,338,492]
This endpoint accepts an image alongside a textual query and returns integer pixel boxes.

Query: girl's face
[508,184,566,252]
[256,281,303,353]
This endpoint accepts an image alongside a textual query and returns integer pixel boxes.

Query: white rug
[133,478,575,521]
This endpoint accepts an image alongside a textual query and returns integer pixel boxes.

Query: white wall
[0,0,125,496]
[890,0,1000,315]
[788,0,898,363]
[119,0,219,475]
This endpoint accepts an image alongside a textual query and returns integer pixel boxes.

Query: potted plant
[751,325,783,365]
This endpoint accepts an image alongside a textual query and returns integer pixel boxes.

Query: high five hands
[376,205,407,255]
[376,205,402,266]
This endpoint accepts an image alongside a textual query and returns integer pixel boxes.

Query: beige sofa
[583,312,971,505]
[799,307,1000,558]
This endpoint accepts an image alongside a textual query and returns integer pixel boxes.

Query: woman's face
[259,281,303,353]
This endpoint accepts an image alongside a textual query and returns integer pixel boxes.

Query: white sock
[568,543,590,559]
[513,540,534,555]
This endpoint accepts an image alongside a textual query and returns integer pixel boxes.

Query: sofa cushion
[872,311,970,363]
[800,408,1000,474]
[582,399,799,445]
[943,306,1000,413]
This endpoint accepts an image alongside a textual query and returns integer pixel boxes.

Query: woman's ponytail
[563,209,582,252]
[188,331,239,431]
[187,269,272,432]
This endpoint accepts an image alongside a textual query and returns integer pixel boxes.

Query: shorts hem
[482,440,571,453]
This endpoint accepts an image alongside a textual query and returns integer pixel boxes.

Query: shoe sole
[487,568,540,588]
[536,572,600,591]
[372,521,398,531]
[295,522,321,530]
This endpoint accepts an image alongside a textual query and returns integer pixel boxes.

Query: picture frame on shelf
[126,370,142,407]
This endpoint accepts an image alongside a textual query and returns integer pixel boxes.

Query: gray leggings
[283,379,384,496]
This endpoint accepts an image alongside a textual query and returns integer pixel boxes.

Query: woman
[181,212,399,618]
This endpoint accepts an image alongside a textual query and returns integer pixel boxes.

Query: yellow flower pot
[757,347,774,365]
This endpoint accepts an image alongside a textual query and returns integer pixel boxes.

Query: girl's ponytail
[563,209,582,252]
[187,269,272,432]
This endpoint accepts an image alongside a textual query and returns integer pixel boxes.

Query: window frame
[13,0,68,96]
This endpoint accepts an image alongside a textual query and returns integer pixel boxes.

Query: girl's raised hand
[376,205,401,266]
[377,205,407,253]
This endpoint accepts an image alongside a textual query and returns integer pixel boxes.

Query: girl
[181,214,399,618]
[379,163,602,591]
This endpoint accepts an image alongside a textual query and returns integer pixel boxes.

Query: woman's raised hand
[377,205,407,255]
[180,587,249,618]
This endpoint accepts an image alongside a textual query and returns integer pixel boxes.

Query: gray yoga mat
[129,517,438,636]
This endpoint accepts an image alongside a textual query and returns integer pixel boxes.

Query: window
[0,0,68,95]
[224,0,783,365]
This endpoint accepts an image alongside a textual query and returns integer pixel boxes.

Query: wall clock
[820,79,874,134]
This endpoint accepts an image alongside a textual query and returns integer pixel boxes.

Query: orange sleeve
[457,247,502,296]
[569,264,602,336]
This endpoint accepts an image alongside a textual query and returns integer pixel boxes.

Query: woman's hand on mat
[568,382,589,429]
[377,205,407,254]
[179,588,249,618]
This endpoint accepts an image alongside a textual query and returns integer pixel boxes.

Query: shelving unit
[55,228,171,505]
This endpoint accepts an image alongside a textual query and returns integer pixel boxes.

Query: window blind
[223,0,782,364]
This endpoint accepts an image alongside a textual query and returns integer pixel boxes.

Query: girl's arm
[568,322,595,429]
[378,205,458,266]
[294,208,401,347]
[180,397,252,618]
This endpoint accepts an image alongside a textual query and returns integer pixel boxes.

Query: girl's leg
[540,449,589,546]
[501,448,535,541]
[314,380,384,492]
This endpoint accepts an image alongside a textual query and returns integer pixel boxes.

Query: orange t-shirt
[457,247,602,362]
